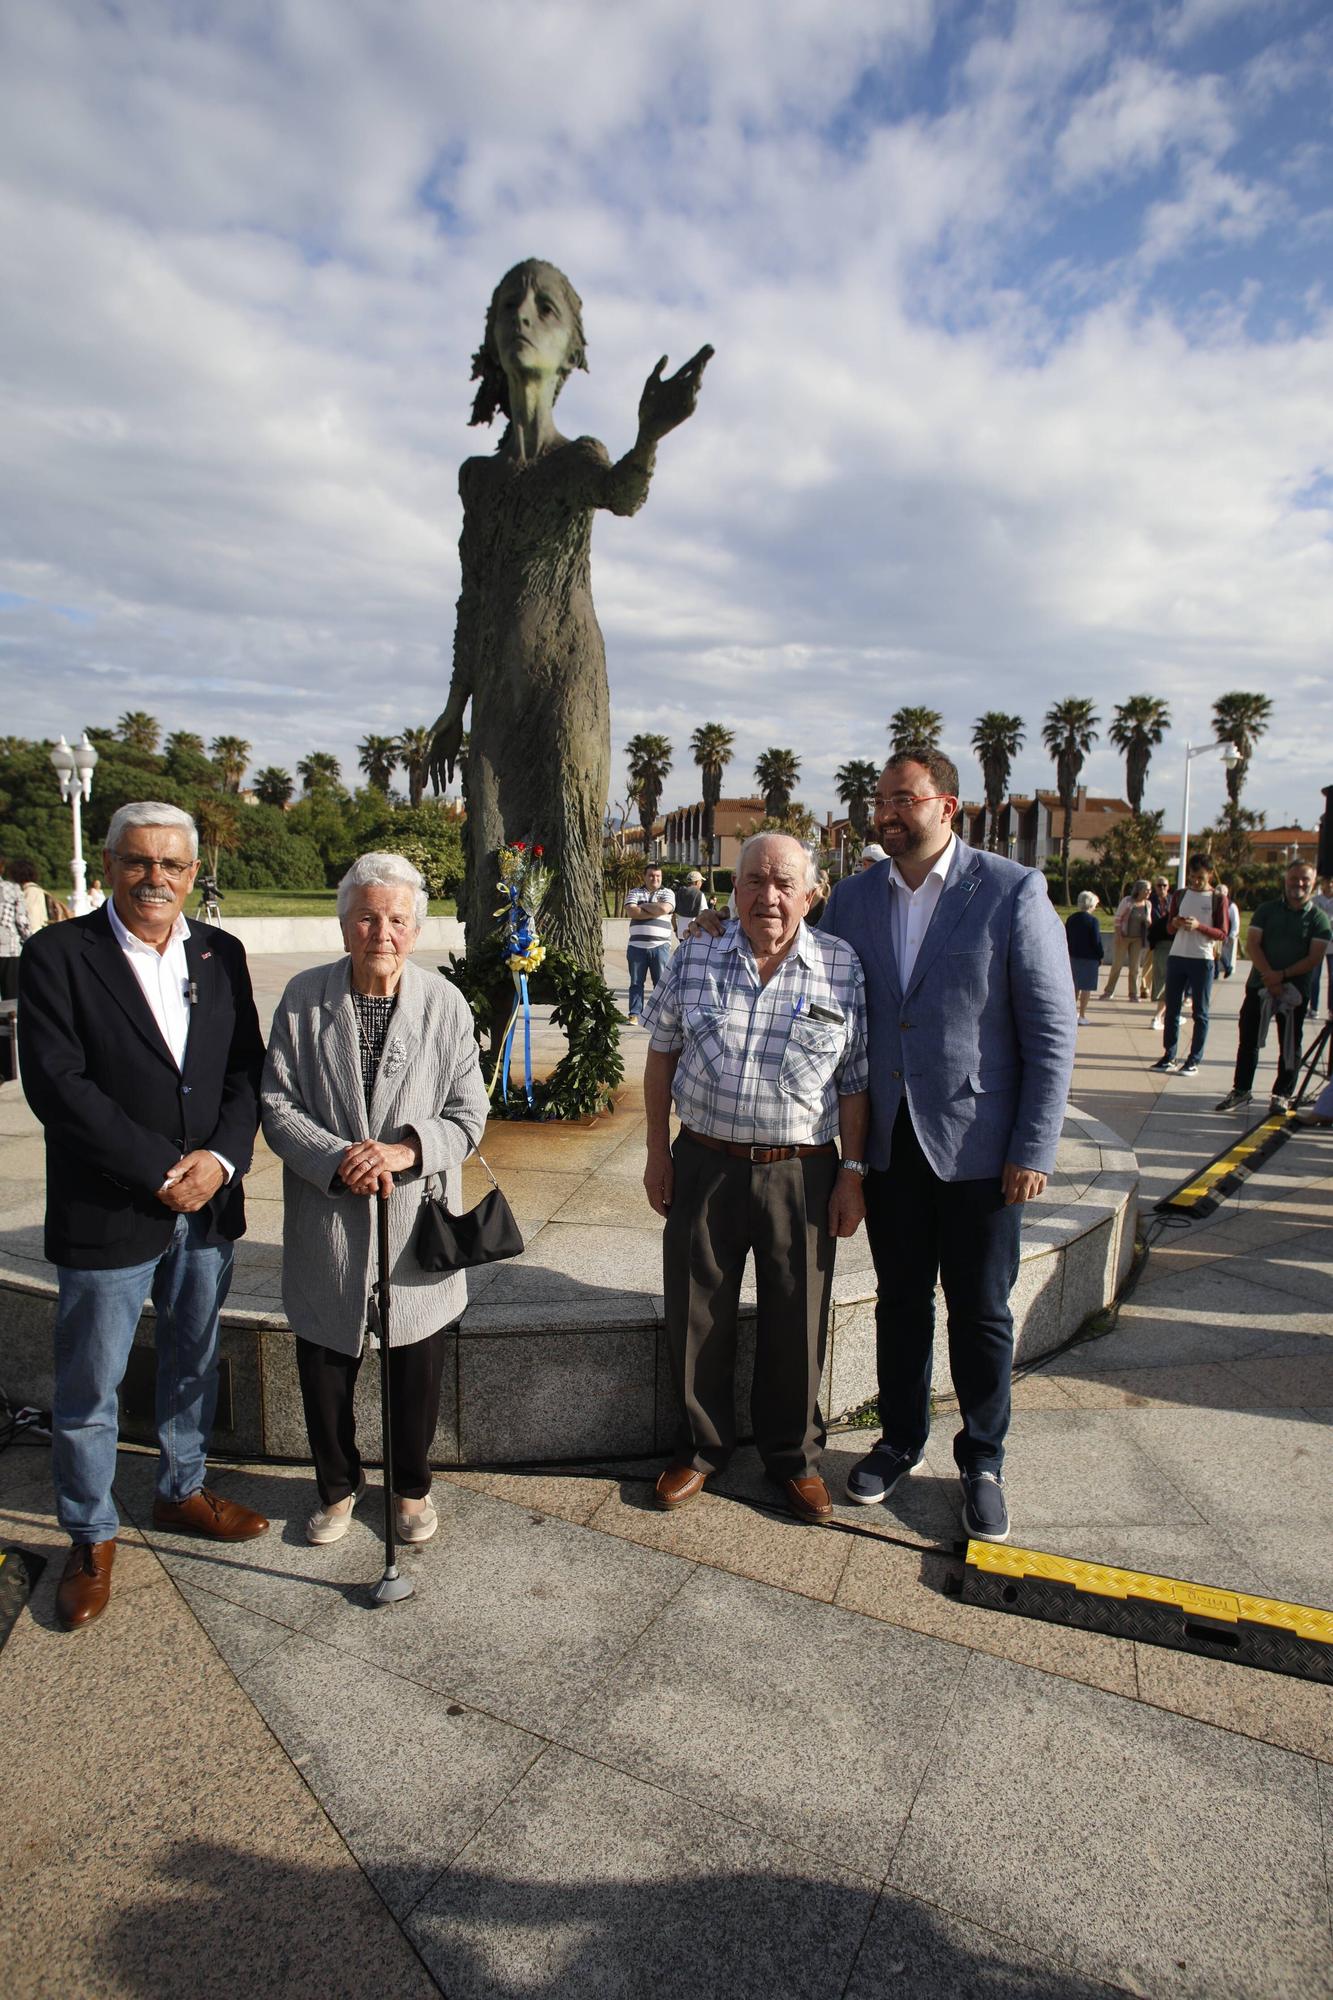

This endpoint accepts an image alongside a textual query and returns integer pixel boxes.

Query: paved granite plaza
[2,966,1331,1998]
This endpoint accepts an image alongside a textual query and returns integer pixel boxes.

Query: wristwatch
[839,1158,870,1178]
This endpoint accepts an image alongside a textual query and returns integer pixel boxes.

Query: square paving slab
[558,1564,969,1872]
[406,1744,878,2000]
[888,1650,1332,1998]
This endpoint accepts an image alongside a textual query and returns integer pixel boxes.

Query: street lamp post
[49,733,99,915]
[1177,740,1241,888]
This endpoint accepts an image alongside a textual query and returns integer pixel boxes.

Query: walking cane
[370,1184,414,1607]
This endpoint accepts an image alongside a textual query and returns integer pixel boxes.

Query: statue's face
[492,264,576,383]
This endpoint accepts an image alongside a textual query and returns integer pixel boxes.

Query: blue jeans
[53,1212,234,1543]
[1162,956,1213,1063]
[627,942,670,1019]
[863,1105,1022,1474]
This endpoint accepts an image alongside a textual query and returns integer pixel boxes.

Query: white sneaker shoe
[397,1495,439,1543]
[306,1471,366,1545]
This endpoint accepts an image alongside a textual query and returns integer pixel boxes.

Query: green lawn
[200,888,457,919]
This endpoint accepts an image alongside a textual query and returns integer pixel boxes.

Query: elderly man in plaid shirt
[642,833,870,1524]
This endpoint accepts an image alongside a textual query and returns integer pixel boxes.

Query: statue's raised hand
[637,344,714,446]
[427,702,465,792]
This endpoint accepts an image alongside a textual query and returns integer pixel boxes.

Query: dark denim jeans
[862,1104,1022,1475]
[1162,955,1213,1063]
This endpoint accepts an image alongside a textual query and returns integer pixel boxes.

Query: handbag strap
[423,1146,503,1200]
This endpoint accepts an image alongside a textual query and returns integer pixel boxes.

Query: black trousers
[295,1330,446,1505]
[863,1103,1021,1474]
[1233,988,1306,1098]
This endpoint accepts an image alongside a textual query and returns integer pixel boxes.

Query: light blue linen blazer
[820,843,1076,1180]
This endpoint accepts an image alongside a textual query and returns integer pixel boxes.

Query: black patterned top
[351,991,397,1109]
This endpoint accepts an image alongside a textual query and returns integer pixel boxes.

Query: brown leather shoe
[152,1486,269,1541]
[784,1474,833,1524]
[56,1540,116,1629]
[654,1463,707,1510]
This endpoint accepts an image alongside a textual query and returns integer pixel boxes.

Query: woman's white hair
[1077,889,1099,911]
[337,852,428,927]
[105,801,199,860]
[735,833,819,891]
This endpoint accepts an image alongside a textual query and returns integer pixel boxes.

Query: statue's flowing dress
[451,434,651,972]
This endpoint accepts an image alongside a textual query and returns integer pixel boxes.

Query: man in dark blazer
[820,750,1076,1542]
[19,801,269,1630]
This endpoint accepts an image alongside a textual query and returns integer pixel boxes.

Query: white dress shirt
[107,900,232,1182]
[887,834,956,988]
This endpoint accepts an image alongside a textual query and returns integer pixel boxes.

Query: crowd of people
[17,778,1326,1638]
[1062,857,1330,1110]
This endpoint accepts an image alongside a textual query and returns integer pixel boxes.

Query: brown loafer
[152,1486,269,1541]
[654,1463,708,1510]
[56,1539,116,1630]
[784,1474,833,1524]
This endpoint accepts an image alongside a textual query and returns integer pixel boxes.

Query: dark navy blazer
[18,905,263,1268]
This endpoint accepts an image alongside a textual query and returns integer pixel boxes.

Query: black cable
[0,1389,53,1453]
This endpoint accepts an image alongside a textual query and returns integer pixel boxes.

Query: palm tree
[1041,698,1099,904]
[254,766,294,808]
[1108,695,1170,814]
[194,794,239,880]
[689,722,735,891]
[398,727,434,808]
[1211,691,1273,805]
[357,734,400,794]
[163,729,205,759]
[209,734,251,793]
[117,711,161,756]
[625,732,673,841]
[888,706,943,759]
[970,712,1025,850]
[298,751,342,794]
[834,759,878,839]
[754,748,800,820]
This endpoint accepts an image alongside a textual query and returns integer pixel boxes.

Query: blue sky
[1,0,1329,832]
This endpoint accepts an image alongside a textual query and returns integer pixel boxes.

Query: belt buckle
[748,1143,770,1162]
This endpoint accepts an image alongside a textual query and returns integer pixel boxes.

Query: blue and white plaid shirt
[644,920,869,1146]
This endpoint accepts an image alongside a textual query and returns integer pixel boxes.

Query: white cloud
[0,0,1330,835]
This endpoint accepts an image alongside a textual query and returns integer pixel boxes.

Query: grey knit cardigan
[260,956,489,1354]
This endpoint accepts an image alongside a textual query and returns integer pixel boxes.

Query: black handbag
[414,1151,524,1272]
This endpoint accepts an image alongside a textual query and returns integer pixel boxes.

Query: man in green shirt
[1216,862,1331,1113]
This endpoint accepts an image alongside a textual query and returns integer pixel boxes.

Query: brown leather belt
[681,1126,837,1165]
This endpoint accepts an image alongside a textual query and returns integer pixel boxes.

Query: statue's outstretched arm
[429,477,480,790]
[601,344,714,518]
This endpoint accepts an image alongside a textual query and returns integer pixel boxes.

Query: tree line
[623,691,1276,901]
[0,713,463,900]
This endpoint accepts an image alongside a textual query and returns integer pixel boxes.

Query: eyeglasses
[875,792,957,812]
[113,854,193,881]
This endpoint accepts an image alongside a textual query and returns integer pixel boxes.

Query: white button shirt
[107,900,233,1182]
[887,833,956,988]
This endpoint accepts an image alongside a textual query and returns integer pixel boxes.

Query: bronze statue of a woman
[430,260,711,971]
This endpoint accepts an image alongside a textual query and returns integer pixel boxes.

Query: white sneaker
[306,1471,366,1545]
[397,1495,439,1543]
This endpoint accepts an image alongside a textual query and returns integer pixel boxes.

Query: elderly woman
[261,853,488,1546]
[1102,880,1151,1000]
[1065,891,1105,1024]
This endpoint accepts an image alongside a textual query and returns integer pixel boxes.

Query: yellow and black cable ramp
[956,1541,1333,1684]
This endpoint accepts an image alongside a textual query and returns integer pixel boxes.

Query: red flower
[534,844,544,856]
[514,840,527,851]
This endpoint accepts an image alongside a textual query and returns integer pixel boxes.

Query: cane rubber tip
[371,1571,415,1605]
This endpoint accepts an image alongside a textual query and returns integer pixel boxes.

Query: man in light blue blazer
[820,748,1076,1540]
